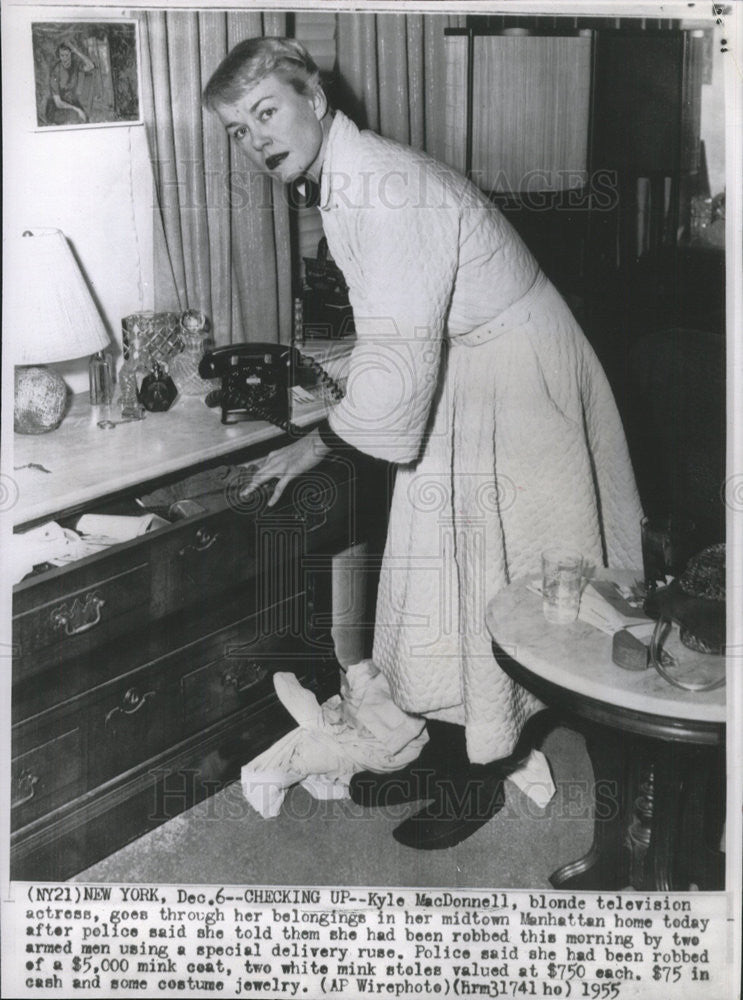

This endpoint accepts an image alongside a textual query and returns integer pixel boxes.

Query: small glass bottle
[118,332,152,418]
[89,350,114,406]
[170,310,217,396]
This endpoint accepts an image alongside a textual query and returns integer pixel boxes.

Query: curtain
[335,12,466,161]
[138,10,292,346]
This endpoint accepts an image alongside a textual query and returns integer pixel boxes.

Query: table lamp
[6,228,111,433]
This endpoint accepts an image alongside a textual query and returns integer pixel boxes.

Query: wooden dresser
[10,391,375,880]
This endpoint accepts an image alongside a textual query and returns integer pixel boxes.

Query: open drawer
[12,458,357,686]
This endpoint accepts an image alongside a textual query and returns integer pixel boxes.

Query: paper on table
[529,577,653,636]
[579,579,652,634]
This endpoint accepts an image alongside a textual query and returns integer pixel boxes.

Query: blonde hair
[203,37,321,109]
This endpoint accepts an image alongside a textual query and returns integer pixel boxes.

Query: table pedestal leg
[643,741,725,891]
[551,732,724,891]
[627,749,655,889]
[550,725,631,890]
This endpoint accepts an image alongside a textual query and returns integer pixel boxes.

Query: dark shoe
[391,765,506,850]
[349,720,470,808]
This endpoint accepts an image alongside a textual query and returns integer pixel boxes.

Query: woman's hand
[243,427,331,507]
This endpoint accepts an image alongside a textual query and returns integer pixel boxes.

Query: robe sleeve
[326,176,459,464]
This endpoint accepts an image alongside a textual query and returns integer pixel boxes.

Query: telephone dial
[199,343,344,431]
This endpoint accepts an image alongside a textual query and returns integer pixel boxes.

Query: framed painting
[31,19,141,129]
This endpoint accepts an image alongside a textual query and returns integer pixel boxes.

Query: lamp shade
[5,228,110,364]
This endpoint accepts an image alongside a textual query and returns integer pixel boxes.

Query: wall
[2,4,154,391]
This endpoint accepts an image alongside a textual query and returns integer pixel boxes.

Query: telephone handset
[199,342,344,431]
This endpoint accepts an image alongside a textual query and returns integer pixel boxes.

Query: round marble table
[486,573,726,891]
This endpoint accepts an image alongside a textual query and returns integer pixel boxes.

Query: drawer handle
[179,528,221,556]
[12,769,39,808]
[51,593,106,636]
[222,662,268,694]
[105,688,156,726]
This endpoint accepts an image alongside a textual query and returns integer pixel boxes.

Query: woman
[203,38,643,850]
[45,40,94,125]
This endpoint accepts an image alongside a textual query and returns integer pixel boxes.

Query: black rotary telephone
[199,343,344,431]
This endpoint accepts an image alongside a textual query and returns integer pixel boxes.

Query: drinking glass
[542,548,583,624]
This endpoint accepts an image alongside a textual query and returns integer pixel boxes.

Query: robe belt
[449,271,549,348]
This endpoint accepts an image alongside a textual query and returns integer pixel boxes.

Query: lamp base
[14,366,68,434]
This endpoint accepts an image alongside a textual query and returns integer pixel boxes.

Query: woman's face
[215,72,326,183]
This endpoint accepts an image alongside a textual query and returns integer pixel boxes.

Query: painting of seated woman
[32,20,140,128]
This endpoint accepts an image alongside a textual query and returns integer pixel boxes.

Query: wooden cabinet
[11,399,369,881]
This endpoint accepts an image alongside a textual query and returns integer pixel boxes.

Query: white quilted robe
[319,113,643,763]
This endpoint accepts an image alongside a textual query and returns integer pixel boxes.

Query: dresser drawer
[11,723,84,829]
[13,560,150,682]
[182,658,270,730]
[148,465,353,620]
[179,601,319,733]
[9,590,336,829]
[261,466,355,554]
[84,592,322,783]
[148,509,257,619]
[86,659,183,788]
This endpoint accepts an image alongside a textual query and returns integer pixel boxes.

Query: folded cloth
[241,661,428,818]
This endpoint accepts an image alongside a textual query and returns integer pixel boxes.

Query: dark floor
[73,725,595,889]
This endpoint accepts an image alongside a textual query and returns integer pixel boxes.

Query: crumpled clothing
[241,660,428,818]
[240,661,556,818]
[12,521,102,584]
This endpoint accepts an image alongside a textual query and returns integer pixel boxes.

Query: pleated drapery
[139,10,292,346]
[335,12,466,162]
